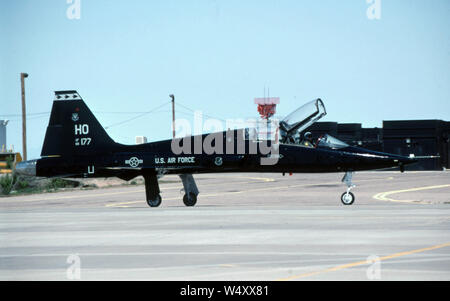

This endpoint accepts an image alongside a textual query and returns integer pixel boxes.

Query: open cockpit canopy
[279,98,326,143]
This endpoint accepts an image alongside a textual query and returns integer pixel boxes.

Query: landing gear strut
[179,174,199,207]
[341,171,355,205]
[144,171,162,207]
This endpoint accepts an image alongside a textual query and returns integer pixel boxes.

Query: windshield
[279,99,326,143]
[317,134,349,149]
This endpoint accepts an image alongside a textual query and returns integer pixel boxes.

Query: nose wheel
[341,191,355,205]
[341,172,356,205]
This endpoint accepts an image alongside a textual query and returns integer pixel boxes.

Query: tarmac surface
[1,171,449,281]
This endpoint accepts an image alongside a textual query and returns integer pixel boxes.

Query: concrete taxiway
[0,171,449,280]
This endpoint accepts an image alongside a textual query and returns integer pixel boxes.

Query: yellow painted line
[277,242,450,281]
[105,177,391,208]
[106,196,180,208]
[106,182,318,207]
[104,179,276,207]
[1,176,275,204]
[230,176,275,182]
[105,177,277,207]
[198,176,394,199]
[1,189,146,203]
[106,181,339,207]
[373,184,450,204]
[219,264,238,268]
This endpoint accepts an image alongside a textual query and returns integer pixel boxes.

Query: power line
[0,105,195,119]
[176,101,229,122]
[1,110,157,117]
[104,101,171,129]
[93,111,152,115]
[1,108,180,118]
[0,111,50,117]
[1,99,254,128]
[1,103,180,124]
[176,101,253,125]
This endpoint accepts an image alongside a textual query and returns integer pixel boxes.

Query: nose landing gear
[341,171,356,205]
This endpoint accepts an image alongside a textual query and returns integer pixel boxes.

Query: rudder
[41,90,117,157]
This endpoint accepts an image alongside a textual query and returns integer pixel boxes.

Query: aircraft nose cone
[15,160,37,177]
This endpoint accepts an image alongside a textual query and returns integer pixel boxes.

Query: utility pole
[170,94,175,138]
[20,73,28,161]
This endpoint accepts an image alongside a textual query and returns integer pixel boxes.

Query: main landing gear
[341,171,356,205]
[143,172,199,208]
[143,172,162,207]
[179,174,199,207]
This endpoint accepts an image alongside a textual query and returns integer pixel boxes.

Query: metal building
[383,120,450,170]
[0,120,8,152]
[305,119,449,171]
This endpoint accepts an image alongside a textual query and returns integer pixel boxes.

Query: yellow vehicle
[0,152,22,174]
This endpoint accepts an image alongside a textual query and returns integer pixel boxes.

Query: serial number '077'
[75,137,91,146]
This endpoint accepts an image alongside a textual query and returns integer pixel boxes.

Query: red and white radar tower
[254,96,280,141]
[254,97,279,120]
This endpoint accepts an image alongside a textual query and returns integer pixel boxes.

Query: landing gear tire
[147,194,162,207]
[341,192,355,206]
[183,192,197,207]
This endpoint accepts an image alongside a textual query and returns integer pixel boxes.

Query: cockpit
[242,98,350,150]
[279,98,326,145]
[278,98,349,150]
[316,134,349,149]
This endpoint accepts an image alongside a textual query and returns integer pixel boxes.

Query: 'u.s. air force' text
[155,157,195,164]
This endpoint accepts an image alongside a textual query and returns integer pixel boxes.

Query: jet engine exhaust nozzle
[15,160,37,177]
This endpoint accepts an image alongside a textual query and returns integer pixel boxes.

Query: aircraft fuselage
[30,131,414,180]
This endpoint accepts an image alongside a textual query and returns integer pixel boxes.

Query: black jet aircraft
[16,90,416,207]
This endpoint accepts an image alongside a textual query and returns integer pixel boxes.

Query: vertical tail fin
[40,91,117,157]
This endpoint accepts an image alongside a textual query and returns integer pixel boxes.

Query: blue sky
[1,0,449,159]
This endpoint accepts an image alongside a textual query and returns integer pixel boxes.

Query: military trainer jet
[16,91,416,207]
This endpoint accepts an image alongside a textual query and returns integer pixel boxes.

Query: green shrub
[0,174,16,195]
[46,178,68,190]
[17,179,29,190]
[5,156,14,170]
